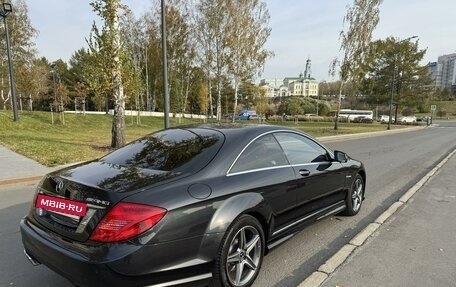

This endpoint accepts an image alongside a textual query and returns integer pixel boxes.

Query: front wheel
[211,215,264,287]
[342,174,364,216]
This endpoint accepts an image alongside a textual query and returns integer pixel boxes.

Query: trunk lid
[32,160,179,242]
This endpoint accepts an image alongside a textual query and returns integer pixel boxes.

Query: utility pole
[1,3,18,122]
[161,0,170,129]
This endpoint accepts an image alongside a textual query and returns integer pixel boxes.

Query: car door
[274,132,347,215]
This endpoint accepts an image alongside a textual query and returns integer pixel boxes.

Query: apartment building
[434,53,456,91]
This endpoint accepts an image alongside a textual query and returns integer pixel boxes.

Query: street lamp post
[1,2,18,122]
[387,35,418,130]
[161,0,170,129]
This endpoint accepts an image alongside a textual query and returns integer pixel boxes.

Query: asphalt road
[1,120,455,287]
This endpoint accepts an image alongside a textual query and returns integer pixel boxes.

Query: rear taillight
[89,202,166,243]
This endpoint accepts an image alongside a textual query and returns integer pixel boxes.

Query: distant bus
[338,109,373,121]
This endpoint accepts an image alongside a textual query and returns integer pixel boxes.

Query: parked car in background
[398,116,417,124]
[416,116,430,123]
[21,124,366,287]
[248,114,265,121]
[236,109,257,120]
[353,116,373,123]
[379,115,395,124]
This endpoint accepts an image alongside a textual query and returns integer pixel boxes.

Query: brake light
[90,202,166,243]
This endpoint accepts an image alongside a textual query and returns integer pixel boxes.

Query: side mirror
[334,150,348,163]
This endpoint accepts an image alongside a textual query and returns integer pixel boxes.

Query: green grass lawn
[0,111,204,166]
[1,110,409,167]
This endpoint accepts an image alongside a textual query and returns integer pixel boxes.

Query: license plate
[35,194,87,217]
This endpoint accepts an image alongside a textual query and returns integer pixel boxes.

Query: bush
[437,108,447,117]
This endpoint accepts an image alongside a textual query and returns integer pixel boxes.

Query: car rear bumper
[20,217,215,287]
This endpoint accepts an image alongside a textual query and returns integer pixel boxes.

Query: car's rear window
[101,128,224,172]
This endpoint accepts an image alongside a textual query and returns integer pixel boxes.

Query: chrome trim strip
[24,250,41,266]
[316,205,346,220]
[146,273,213,287]
[290,161,332,168]
[49,210,80,221]
[268,233,295,249]
[272,201,345,236]
[227,165,290,177]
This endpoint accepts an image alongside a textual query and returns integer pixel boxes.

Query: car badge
[55,179,64,194]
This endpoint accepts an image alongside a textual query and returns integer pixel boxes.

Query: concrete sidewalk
[0,145,51,186]
[318,151,456,287]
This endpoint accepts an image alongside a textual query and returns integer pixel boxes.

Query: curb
[0,162,81,188]
[0,175,43,187]
[299,147,456,287]
[317,125,424,143]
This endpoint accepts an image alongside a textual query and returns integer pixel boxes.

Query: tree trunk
[208,75,213,119]
[145,46,151,111]
[111,4,125,148]
[232,79,239,123]
[216,78,222,121]
[334,80,345,130]
[151,78,157,112]
[183,73,190,118]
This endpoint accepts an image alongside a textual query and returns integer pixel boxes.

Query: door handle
[299,169,310,176]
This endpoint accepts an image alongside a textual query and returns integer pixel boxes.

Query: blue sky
[27,0,456,81]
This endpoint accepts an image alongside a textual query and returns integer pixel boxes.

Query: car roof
[181,123,307,153]
[183,123,299,139]
[170,124,323,176]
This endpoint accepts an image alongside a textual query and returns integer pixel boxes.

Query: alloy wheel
[351,177,363,212]
[225,225,262,286]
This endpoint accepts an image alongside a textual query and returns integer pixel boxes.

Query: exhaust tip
[23,250,41,266]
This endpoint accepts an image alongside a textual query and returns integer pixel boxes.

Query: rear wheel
[211,215,264,287]
[342,174,364,216]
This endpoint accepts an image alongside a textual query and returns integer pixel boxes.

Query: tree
[330,0,383,129]
[69,47,109,111]
[119,10,150,116]
[195,0,230,120]
[163,2,196,117]
[361,37,431,117]
[89,0,126,148]
[225,0,272,122]
[186,66,207,116]
[0,0,38,111]
[195,0,272,121]
[50,59,71,111]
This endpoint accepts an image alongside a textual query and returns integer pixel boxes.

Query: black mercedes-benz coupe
[21,124,365,287]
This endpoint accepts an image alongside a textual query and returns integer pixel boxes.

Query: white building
[284,74,319,97]
[259,79,283,98]
[259,59,319,99]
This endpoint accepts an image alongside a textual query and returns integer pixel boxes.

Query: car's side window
[230,134,289,173]
[275,132,329,165]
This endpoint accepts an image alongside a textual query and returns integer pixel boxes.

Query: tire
[211,215,265,287]
[342,174,364,216]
